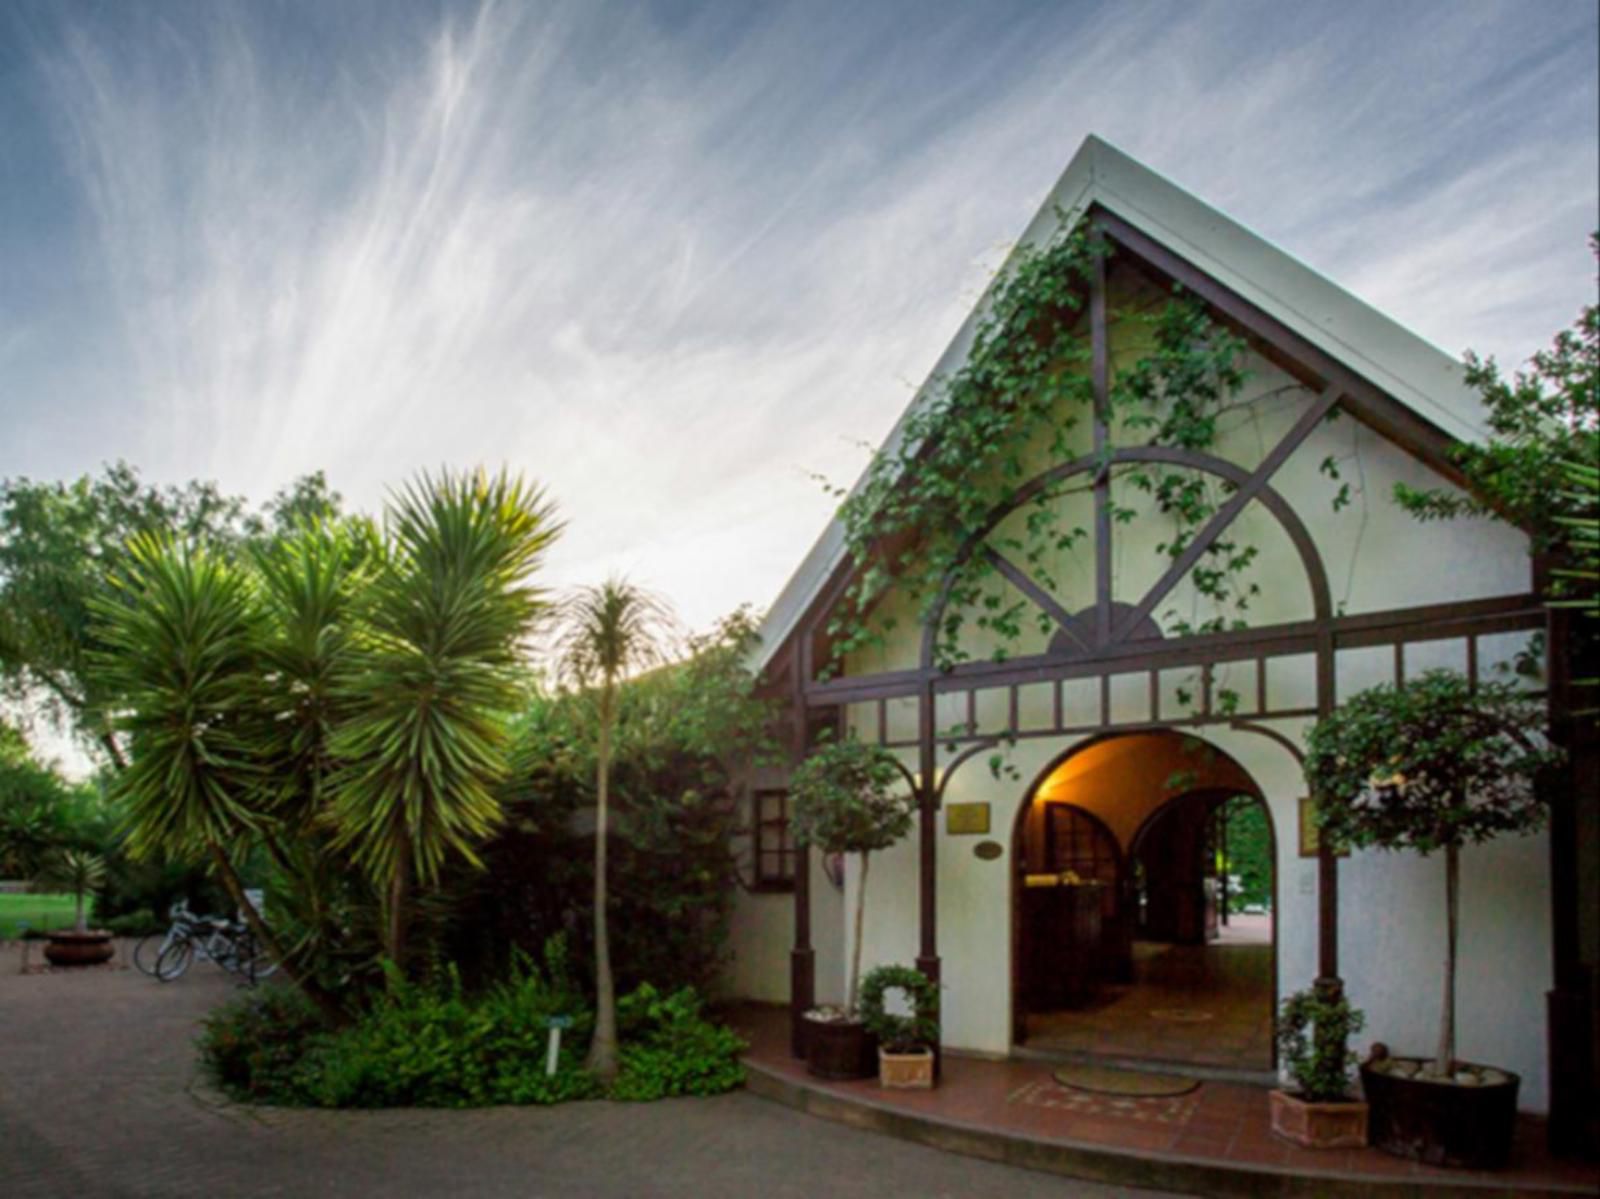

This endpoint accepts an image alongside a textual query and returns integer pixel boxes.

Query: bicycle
[135,902,279,984]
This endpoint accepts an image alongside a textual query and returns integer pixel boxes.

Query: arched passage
[1011,730,1277,1072]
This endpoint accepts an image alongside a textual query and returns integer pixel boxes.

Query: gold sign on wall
[946,802,991,835]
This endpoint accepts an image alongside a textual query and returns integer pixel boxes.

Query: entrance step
[1010,1044,1279,1089]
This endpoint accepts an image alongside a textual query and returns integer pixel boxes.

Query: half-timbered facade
[725,137,1574,1116]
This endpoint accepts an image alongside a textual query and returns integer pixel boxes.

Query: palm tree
[549,578,678,1082]
[90,534,335,1015]
[326,470,560,969]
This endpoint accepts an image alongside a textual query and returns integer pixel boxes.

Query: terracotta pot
[1269,1088,1368,1149]
[1361,1058,1519,1168]
[43,930,115,967]
[804,1019,878,1081]
[879,1046,935,1090]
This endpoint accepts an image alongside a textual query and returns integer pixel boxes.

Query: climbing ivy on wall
[823,220,1302,679]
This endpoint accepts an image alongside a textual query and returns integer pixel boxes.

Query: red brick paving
[734,1005,1600,1195]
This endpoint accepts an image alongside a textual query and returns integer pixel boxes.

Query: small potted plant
[1271,981,1368,1148]
[39,849,114,966]
[789,738,916,1080]
[1305,669,1555,1168]
[860,964,939,1089]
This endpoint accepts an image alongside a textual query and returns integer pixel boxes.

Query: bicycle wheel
[155,935,194,981]
[133,932,170,977]
[237,935,279,983]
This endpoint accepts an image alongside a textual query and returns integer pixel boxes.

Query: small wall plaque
[1299,795,1349,858]
[973,840,1004,861]
[946,802,991,835]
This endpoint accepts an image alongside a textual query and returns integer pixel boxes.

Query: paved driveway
[0,942,1180,1198]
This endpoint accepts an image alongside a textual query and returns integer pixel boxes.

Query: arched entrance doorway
[1011,730,1277,1072]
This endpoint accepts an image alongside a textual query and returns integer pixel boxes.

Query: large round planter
[804,1018,878,1081]
[1361,1058,1519,1168]
[43,929,115,967]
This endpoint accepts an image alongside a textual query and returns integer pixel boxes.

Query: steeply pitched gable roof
[754,134,1486,672]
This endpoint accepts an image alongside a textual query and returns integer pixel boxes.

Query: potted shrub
[860,963,939,1089]
[38,849,114,966]
[1305,669,1556,1168]
[1271,982,1368,1148]
[789,738,916,1080]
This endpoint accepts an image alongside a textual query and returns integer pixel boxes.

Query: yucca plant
[549,577,679,1082]
[326,470,560,970]
[251,518,376,982]
[89,534,329,1005]
[37,848,106,934]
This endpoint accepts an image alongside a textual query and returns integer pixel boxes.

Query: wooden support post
[917,681,941,1076]
[1315,627,1340,986]
[1091,248,1112,648]
[790,842,814,1060]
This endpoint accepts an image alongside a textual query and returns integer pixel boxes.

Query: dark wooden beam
[1092,207,1465,492]
[982,547,1089,653]
[808,593,1543,706]
[1092,250,1112,646]
[1112,386,1341,643]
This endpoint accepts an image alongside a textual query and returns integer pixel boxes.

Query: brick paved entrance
[0,942,1177,1198]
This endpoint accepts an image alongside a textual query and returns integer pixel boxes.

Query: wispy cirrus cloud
[0,0,1594,637]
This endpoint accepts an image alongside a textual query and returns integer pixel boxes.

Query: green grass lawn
[0,893,93,938]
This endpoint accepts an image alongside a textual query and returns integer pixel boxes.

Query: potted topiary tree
[789,737,916,1080]
[1271,982,1368,1148]
[1305,669,1556,1168]
[860,963,940,1089]
[39,849,114,966]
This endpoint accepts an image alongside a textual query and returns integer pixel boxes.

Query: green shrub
[196,938,745,1108]
[610,983,746,1101]
[858,964,938,1053]
[292,955,601,1109]
[200,985,326,1101]
[1276,984,1365,1102]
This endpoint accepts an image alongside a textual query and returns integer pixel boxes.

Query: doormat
[1052,1064,1200,1098]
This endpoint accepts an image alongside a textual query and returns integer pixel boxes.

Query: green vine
[822,219,1303,680]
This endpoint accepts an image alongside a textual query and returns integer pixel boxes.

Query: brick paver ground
[0,941,1178,1198]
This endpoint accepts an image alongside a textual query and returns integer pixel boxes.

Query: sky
[1,0,1597,644]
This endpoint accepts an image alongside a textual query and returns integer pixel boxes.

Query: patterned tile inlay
[1005,1080,1201,1125]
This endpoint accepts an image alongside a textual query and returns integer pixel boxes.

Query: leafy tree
[1305,670,1555,1076]
[326,471,559,969]
[0,461,340,767]
[549,578,679,1082]
[788,738,916,1017]
[1394,237,1598,571]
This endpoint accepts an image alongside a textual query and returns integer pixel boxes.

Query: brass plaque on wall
[973,840,1004,861]
[946,802,991,835]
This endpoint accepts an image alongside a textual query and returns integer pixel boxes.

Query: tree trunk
[387,827,411,973]
[206,839,343,1025]
[98,731,128,772]
[75,889,87,933]
[1431,841,1460,1078]
[847,851,869,1018]
[586,685,619,1082]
